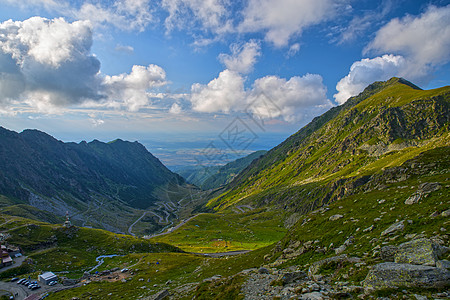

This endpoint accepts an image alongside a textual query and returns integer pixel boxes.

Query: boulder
[363,262,450,290]
[277,271,307,285]
[404,192,422,205]
[394,238,441,266]
[299,291,326,300]
[329,214,343,221]
[258,267,270,274]
[381,220,404,236]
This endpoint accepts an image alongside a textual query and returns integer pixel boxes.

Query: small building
[0,246,12,267]
[38,271,58,285]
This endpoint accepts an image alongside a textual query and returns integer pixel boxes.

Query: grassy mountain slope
[208,78,449,213]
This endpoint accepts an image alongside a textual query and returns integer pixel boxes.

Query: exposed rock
[363,225,374,232]
[413,295,427,300]
[277,271,307,285]
[380,245,398,262]
[442,209,450,217]
[299,291,326,300]
[151,289,169,300]
[258,267,270,274]
[329,214,343,221]
[404,192,422,205]
[381,220,404,236]
[418,182,441,193]
[335,245,346,255]
[363,262,450,290]
[436,260,450,269]
[394,238,441,266]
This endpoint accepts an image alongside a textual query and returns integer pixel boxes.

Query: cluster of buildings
[0,244,21,268]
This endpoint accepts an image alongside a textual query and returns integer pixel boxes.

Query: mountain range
[0,128,185,232]
[0,77,448,299]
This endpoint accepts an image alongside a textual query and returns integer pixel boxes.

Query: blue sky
[0,0,449,166]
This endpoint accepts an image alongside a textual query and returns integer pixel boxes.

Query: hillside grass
[150,209,287,253]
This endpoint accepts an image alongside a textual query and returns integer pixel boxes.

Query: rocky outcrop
[363,262,450,290]
[394,238,446,266]
[308,255,361,277]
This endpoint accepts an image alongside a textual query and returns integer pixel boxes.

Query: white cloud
[162,0,232,35]
[218,40,261,74]
[0,17,102,111]
[190,69,245,113]
[103,64,167,112]
[77,0,154,31]
[335,5,450,105]
[248,74,332,122]
[365,4,450,78]
[115,44,134,54]
[1,0,154,32]
[190,70,331,123]
[239,0,342,47]
[287,43,300,57]
[334,54,407,104]
[0,17,168,113]
[169,102,182,114]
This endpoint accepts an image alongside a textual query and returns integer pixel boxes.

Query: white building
[38,272,58,285]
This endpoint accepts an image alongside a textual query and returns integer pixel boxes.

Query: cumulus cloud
[162,0,232,35]
[239,0,342,47]
[169,102,182,114]
[218,40,261,74]
[364,5,450,78]
[0,17,102,110]
[190,70,331,123]
[335,5,450,105]
[190,70,245,113]
[103,65,167,111]
[334,55,406,104]
[248,74,332,122]
[0,17,167,113]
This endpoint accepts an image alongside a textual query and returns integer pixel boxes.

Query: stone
[381,220,404,236]
[329,214,343,221]
[418,182,441,193]
[436,260,450,269]
[258,267,270,274]
[152,289,169,300]
[380,245,398,262]
[413,295,427,300]
[394,238,440,266]
[404,192,422,205]
[278,271,307,285]
[441,209,450,217]
[335,245,346,255]
[363,262,450,290]
[299,291,325,300]
[363,225,374,232]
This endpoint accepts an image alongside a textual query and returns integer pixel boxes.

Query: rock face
[394,238,441,266]
[363,262,450,290]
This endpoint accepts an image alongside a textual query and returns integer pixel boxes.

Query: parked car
[48,281,57,286]
[10,277,19,282]
[17,278,25,284]
[31,285,41,290]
